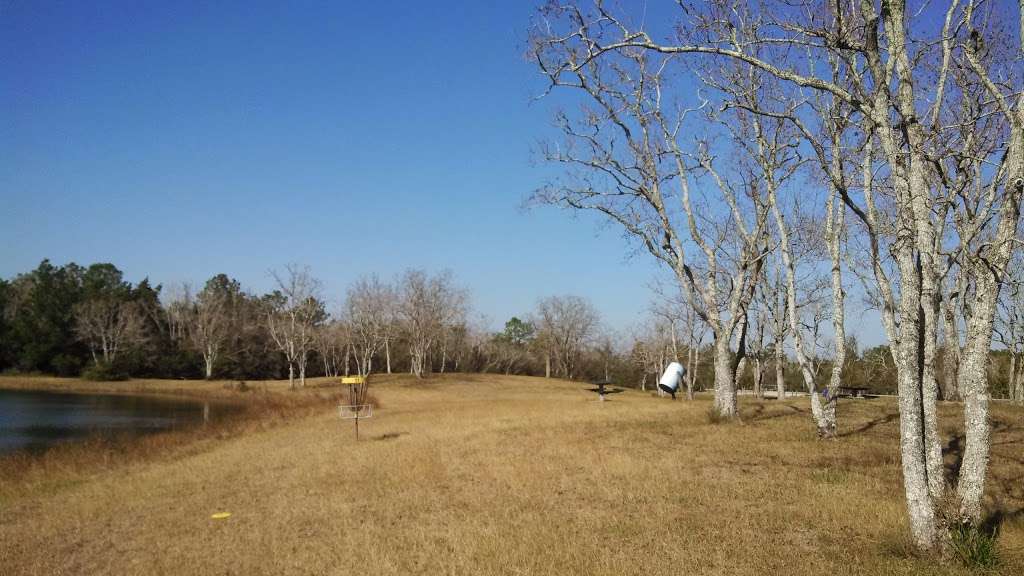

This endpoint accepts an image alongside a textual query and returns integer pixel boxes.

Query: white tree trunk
[712,337,737,417]
[775,342,785,400]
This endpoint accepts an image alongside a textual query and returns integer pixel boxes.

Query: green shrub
[948,521,1000,569]
[80,362,130,382]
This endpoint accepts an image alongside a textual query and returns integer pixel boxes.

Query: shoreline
[0,375,346,503]
[0,374,289,398]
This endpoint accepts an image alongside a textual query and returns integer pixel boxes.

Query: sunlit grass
[1,374,1022,575]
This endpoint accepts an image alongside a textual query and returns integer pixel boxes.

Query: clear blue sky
[0,1,662,329]
[0,1,886,345]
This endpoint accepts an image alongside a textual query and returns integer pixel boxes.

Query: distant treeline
[0,259,1017,398]
[0,260,279,380]
[0,260,634,384]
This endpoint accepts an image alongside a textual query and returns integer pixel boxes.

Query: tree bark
[956,272,996,523]
[385,338,392,374]
[713,336,737,417]
[753,357,764,399]
[775,341,785,400]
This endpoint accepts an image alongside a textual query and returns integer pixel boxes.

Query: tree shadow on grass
[946,419,1023,483]
[944,417,1024,528]
[943,434,965,487]
[742,403,806,422]
[836,411,899,438]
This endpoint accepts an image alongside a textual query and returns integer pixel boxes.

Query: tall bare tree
[398,269,467,378]
[315,320,350,378]
[177,274,243,379]
[530,6,770,416]
[266,265,325,389]
[534,295,600,380]
[530,0,1023,552]
[74,298,145,366]
[344,275,391,377]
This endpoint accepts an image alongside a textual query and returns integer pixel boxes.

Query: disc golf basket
[339,375,371,440]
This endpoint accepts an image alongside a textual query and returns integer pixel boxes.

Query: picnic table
[587,379,621,401]
[838,386,870,398]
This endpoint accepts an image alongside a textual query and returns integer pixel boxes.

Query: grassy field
[1,374,1022,575]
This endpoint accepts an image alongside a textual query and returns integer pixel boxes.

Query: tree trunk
[1016,357,1024,403]
[753,358,764,399]
[658,347,666,397]
[820,188,847,438]
[775,339,786,400]
[955,270,999,524]
[1008,354,1017,401]
[893,251,942,552]
[712,336,737,418]
[687,345,697,401]
[941,288,963,401]
[288,363,295,390]
[386,338,392,374]
[344,343,352,377]
[770,185,832,434]
[670,320,679,360]
[686,345,695,400]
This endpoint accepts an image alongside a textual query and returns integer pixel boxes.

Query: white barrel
[658,362,685,392]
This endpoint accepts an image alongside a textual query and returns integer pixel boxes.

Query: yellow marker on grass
[211,512,231,520]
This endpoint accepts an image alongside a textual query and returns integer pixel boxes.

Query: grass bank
[0,375,347,505]
[1,374,1022,575]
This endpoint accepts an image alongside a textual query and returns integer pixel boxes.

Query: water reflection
[0,389,237,454]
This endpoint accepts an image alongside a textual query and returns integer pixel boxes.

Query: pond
[0,389,238,455]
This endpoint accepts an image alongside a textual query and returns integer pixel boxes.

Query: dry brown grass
[0,376,348,503]
[1,374,1022,575]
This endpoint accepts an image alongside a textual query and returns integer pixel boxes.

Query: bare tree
[163,283,191,345]
[375,283,399,374]
[74,298,145,366]
[534,295,600,380]
[176,275,242,380]
[530,6,770,417]
[553,0,1022,552]
[344,275,390,378]
[315,320,350,378]
[628,325,660,391]
[398,269,467,378]
[758,256,789,400]
[266,265,325,389]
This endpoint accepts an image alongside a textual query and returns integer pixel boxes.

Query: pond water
[0,389,237,455]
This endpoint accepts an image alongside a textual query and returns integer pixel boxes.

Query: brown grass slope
[1,374,1022,575]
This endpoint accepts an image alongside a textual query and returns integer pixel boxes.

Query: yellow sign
[341,376,366,385]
